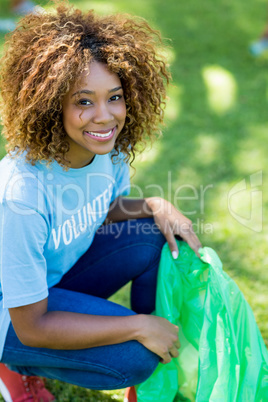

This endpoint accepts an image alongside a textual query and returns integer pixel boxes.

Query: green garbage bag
[137,241,268,402]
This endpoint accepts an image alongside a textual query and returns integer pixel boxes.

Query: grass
[0,0,268,400]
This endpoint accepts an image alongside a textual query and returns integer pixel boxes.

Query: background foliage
[0,0,268,400]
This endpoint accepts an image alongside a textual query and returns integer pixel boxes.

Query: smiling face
[62,61,126,168]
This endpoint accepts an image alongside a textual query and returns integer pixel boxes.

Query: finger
[169,346,179,358]
[160,352,172,365]
[170,324,179,337]
[178,222,202,256]
[163,222,179,259]
[184,232,201,252]
[187,232,202,256]
[172,327,181,350]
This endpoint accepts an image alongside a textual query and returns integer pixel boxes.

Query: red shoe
[124,386,137,402]
[0,363,55,402]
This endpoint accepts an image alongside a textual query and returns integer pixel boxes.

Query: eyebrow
[72,86,123,97]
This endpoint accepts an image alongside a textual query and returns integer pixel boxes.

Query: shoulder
[0,153,46,208]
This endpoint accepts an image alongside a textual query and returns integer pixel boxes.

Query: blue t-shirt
[0,151,130,359]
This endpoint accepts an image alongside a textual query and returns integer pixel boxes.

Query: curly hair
[0,1,170,167]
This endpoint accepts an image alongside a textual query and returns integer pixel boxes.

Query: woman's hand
[135,315,180,364]
[106,196,201,257]
[146,197,201,257]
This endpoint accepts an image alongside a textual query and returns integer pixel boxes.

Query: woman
[0,3,201,400]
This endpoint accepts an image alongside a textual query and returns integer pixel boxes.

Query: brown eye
[109,95,122,102]
[78,99,92,106]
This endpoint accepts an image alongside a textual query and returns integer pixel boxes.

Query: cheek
[63,109,87,130]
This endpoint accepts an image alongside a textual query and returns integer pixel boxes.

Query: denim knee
[123,342,160,387]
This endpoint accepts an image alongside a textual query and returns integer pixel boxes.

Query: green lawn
[0,0,268,400]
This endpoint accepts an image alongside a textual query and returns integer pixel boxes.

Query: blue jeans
[1,218,165,390]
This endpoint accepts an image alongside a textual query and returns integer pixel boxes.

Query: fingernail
[172,251,178,259]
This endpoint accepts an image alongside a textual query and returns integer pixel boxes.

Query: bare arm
[9,298,140,349]
[9,197,194,362]
[9,299,179,364]
[105,196,153,222]
[106,196,202,256]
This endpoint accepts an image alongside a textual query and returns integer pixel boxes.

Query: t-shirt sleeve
[111,154,130,202]
[0,201,49,309]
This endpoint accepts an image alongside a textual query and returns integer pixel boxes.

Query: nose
[92,102,114,124]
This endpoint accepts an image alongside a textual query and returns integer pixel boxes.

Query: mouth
[84,127,116,142]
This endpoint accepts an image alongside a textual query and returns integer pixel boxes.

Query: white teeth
[85,130,113,138]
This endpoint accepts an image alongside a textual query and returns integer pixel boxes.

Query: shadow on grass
[45,379,125,401]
